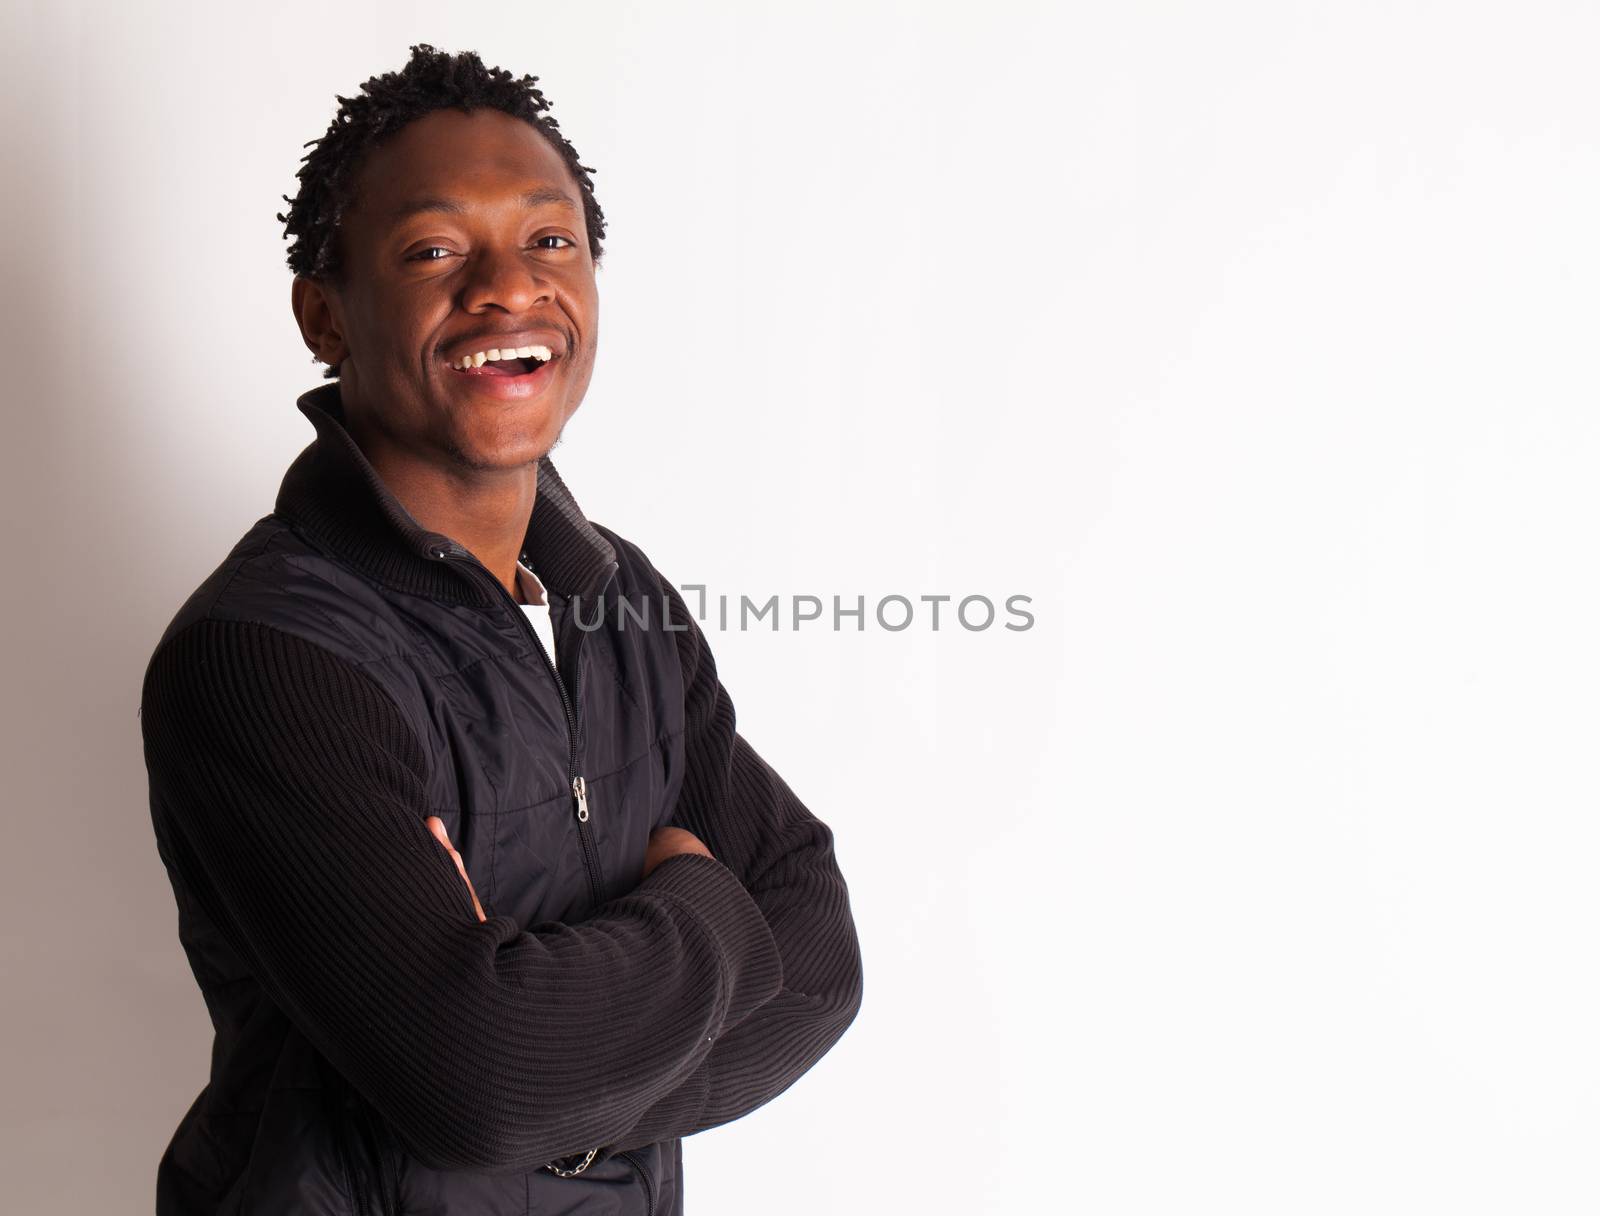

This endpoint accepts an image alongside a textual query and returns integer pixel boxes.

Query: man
[140,44,863,1215]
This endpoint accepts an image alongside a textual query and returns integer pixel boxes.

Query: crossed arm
[594,568,863,1153]
[433,568,866,1159]
[141,563,862,1172]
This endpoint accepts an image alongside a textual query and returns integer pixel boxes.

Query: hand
[643,825,713,879]
[426,816,486,922]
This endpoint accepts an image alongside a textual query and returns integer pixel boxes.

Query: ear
[291,275,350,367]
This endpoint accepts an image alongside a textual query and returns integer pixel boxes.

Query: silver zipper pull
[572,775,590,823]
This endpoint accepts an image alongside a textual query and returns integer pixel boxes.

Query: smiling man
[139,45,863,1216]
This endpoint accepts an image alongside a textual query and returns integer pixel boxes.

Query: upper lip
[442,328,568,364]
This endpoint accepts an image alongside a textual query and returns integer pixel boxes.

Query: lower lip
[445,358,559,400]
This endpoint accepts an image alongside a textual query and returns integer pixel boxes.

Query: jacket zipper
[332,1112,371,1216]
[618,1149,656,1216]
[357,1098,400,1216]
[436,543,619,1178]
[332,1087,396,1216]
[435,543,615,912]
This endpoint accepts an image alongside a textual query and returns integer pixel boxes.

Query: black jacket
[139,382,864,1214]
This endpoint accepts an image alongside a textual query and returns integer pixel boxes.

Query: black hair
[277,44,607,377]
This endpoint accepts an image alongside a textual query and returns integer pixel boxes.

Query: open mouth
[443,344,561,399]
[449,352,554,377]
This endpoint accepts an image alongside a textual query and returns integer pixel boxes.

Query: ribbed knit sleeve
[140,618,783,1173]
[601,568,865,1154]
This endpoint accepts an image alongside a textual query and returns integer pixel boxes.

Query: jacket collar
[274,382,617,607]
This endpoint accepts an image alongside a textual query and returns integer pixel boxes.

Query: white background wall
[3,1,1599,1212]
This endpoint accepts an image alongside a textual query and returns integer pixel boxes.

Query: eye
[530,234,575,250]
[408,246,454,262]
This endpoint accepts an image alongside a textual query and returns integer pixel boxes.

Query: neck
[348,421,537,601]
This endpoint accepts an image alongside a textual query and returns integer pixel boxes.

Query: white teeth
[454,344,556,370]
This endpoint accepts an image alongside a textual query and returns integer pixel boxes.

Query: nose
[460,244,554,314]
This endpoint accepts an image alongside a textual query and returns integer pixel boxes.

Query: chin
[447,425,559,471]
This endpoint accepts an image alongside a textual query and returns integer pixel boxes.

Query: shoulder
[148,513,413,672]
[141,514,438,760]
[585,521,711,686]
[588,520,668,591]
[586,521,701,626]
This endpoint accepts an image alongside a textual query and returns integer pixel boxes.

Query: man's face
[295,107,599,472]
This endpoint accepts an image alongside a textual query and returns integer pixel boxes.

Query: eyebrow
[387,187,581,223]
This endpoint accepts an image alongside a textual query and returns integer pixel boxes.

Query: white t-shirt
[514,559,557,666]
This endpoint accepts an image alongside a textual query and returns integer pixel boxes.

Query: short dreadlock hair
[277,45,608,374]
